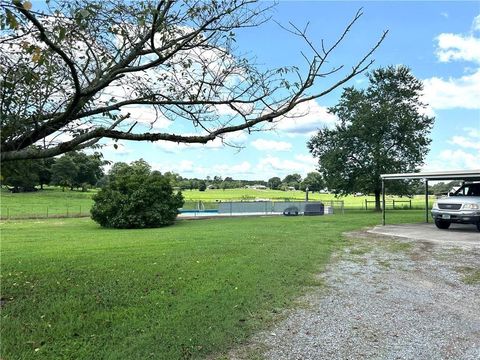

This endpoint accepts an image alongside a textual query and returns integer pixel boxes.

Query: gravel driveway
[228,230,480,360]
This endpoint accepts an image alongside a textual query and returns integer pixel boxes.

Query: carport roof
[380,169,480,181]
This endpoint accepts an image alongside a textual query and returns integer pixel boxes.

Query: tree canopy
[300,172,324,192]
[308,66,434,210]
[1,0,386,162]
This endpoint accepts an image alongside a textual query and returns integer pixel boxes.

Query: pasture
[0,187,432,219]
[1,211,423,359]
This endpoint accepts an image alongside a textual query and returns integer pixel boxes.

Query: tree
[282,173,302,189]
[50,156,78,191]
[38,157,56,189]
[90,160,184,228]
[300,172,324,192]
[283,173,302,184]
[0,1,386,162]
[163,171,181,187]
[0,158,41,192]
[308,66,434,211]
[267,176,282,190]
[0,156,56,191]
[198,180,207,192]
[65,151,105,190]
[49,151,104,190]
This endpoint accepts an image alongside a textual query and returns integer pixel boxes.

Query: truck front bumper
[431,210,480,224]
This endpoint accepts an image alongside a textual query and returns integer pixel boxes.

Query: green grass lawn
[1,211,424,359]
[1,187,432,218]
[0,188,95,218]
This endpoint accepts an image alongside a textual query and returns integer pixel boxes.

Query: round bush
[90,161,184,228]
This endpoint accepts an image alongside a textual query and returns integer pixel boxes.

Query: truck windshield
[452,183,480,196]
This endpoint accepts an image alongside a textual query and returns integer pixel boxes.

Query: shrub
[91,160,184,228]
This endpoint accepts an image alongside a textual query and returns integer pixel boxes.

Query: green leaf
[5,9,19,30]
[58,27,66,41]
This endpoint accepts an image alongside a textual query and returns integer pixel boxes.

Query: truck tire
[476,221,480,232]
[435,218,451,230]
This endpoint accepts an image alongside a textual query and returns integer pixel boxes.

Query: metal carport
[380,169,480,225]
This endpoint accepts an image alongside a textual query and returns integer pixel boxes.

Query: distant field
[1,211,424,359]
[0,186,433,218]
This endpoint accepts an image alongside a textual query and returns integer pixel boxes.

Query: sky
[97,1,480,180]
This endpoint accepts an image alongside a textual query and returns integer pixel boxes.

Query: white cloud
[120,105,172,130]
[176,160,195,173]
[435,33,480,63]
[425,126,480,171]
[256,154,316,176]
[423,14,480,112]
[103,141,133,156]
[473,14,480,32]
[464,127,480,138]
[273,100,337,135]
[151,160,198,174]
[212,161,252,175]
[251,139,292,152]
[425,149,480,171]
[422,68,480,110]
[440,12,449,19]
[294,154,317,166]
[448,135,480,150]
[151,159,253,177]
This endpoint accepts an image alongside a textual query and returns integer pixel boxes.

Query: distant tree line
[1,151,325,194]
[0,151,105,192]
[161,172,324,193]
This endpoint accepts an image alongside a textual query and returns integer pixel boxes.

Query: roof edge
[381,169,480,181]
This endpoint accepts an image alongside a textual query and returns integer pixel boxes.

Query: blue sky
[100,1,480,180]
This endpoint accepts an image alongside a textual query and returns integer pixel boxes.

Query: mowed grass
[0,188,95,218]
[0,211,423,359]
[1,187,432,218]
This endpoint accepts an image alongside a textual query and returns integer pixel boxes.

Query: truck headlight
[432,202,438,209]
[462,204,479,210]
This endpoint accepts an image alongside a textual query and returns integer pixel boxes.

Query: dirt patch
[224,230,480,360]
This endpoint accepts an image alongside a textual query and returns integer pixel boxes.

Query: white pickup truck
[431,182,480,231]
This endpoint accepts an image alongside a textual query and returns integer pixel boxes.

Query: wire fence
[0,206,90,220]
[364,199,413,210]
[1,198,432,220]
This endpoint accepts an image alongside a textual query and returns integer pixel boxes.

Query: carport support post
[425,179,429,223]
[382,179,386,226]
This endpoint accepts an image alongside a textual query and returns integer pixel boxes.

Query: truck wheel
[435,218,451,230]
[476,221,480,232]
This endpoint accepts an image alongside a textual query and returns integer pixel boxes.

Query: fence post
[80,205,82,216]
[67,206,69,218]
[365,199,367,210]
[46,207,48,218]
[7,207,9,219]
[393,199,395,209]
[409,199,412,209]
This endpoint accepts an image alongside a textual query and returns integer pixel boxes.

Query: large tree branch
[12,0,82,100]
[1,1,387,162]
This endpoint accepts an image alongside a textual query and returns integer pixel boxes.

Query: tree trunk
[374,190,382,212]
